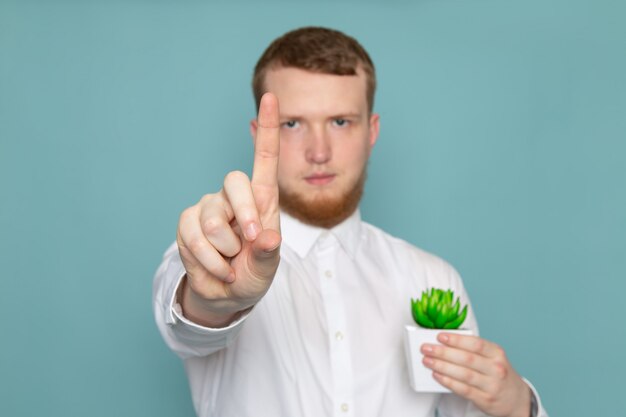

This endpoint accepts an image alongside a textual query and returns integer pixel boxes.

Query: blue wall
[1,1,624,416]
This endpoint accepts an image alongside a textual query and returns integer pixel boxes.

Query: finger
[251,92,280,189]
[223,170,262,242]
[438,333,504,359]
[431,371,487,404]
[421,343,492,376]
[423,356,491,392]
[178,208,234,282]
[247,228,281,279]
[178,236,235,283]
[195,193,241,257]
[178,243,234,285]
[198,202,242,258]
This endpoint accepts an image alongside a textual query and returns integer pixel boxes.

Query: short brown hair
[252,27,376,113]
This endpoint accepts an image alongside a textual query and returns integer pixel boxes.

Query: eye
[333,118,349,127]
[282,120,299,129]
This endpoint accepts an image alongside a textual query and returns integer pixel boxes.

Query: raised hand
[176,93,282,327]
[421,334,532,417]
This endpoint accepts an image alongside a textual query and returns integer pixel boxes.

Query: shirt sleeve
[525,378,549,417]
[152,242,251,359]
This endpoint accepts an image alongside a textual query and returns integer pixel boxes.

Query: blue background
[1,1,624,416]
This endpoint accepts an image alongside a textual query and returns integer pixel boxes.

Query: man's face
[252,67,380,228]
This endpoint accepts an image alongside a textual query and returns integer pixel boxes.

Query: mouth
[304,172,336,186]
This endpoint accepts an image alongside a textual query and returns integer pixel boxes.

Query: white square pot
[404,325,473,393]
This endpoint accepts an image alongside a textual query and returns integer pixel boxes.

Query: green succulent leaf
[434,304,449,328]
[443,305,468,329]
[412,298,435,328]
[451,298,460,318]
[427,294,437,319]
[420,291,428,313]
[411,288,468,329]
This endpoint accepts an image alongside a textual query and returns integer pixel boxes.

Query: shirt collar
[280,209,362,259]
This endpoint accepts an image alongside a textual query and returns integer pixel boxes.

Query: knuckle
[463,352,475,366]
[483,389,499,406]
[187,237,205,253]
[493,345,506,359]
[234,208,257,227]
[177,242,192,259]
[473,338,486,353]
[202,217,223,237]
[493,361,509,380]
[255,149,278,159]
[179,206,196,224]
[224,170,249,187]
[199,192,219,205]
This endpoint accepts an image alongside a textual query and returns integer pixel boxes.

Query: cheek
[277,147,299,178]
[342,142,371,170]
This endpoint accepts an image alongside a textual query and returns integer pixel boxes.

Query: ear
[250,119,258,143]
[368,113,380,148]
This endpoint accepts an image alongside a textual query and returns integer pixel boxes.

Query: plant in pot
[404,288,473,392]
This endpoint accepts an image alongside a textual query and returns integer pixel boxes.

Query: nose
[304,126,331,164]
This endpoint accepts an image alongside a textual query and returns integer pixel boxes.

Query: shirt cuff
[523,378,549,417]
[168,271,252,335]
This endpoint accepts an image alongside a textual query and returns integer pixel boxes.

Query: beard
[279,168,367,229]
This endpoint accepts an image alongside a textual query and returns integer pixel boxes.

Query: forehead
[263,67,368,116]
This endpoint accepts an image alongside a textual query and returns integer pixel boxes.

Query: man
[153,27,547,417]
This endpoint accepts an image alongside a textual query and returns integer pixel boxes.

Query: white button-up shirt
[153,210,547,417]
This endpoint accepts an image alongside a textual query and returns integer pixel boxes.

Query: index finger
[437,333,503,359]
[251,93,280,188]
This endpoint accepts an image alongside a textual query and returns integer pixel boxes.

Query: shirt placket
[316,233,354,417]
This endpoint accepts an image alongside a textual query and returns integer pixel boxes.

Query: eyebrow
[279,113,363,121]
[331,113,362,120]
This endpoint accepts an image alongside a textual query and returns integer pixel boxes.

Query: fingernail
[245,223,260,241]
[226,272,236,283]
[439,334,449,343]
[423,357,434,367]
[421,344,433,353]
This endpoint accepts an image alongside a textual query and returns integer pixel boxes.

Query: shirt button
[341,403,349,412]
[325,270,332,278]
[335,331,344,341]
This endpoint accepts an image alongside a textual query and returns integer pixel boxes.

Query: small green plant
[411,288,468,329]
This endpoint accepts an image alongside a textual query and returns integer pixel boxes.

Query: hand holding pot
[421,333,532,417]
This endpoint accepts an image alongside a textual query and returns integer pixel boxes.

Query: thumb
[248,228,281,279]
